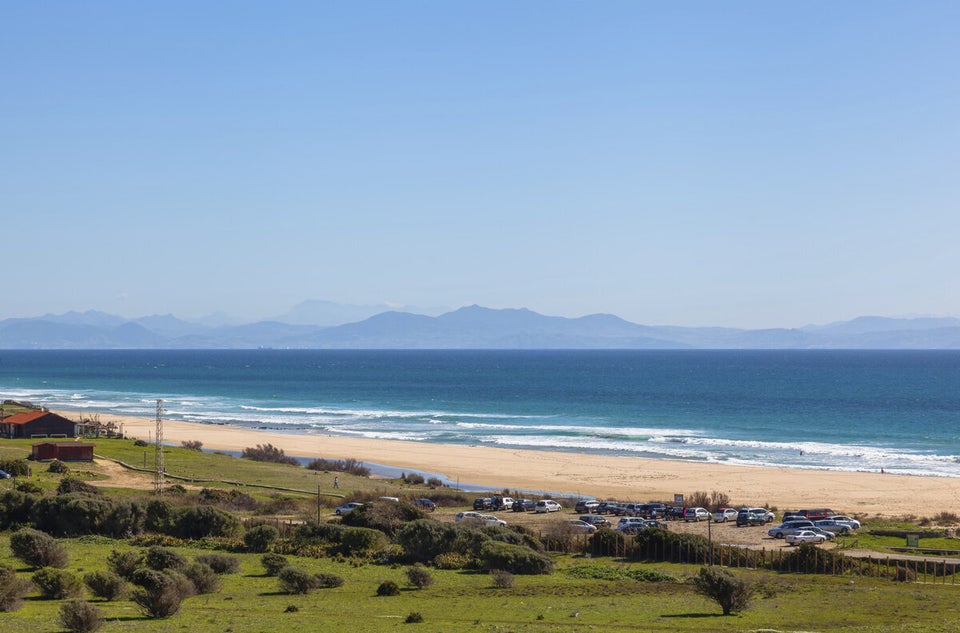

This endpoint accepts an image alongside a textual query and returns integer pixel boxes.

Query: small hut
[1,411,77,439]
[32,441,95,462]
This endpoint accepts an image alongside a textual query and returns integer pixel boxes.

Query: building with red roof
[0,411,77,439]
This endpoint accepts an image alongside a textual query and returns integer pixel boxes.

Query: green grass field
[2,437,960,632]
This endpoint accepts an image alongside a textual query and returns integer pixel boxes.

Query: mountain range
[2,304,960,350]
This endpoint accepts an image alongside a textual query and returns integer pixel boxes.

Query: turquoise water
[1,349,958,477]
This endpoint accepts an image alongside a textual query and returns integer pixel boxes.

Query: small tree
[376,580,400,596]
[244,524,279,553]
[183,562,221,594]
[405,564,434,590]
[59,600,104,633]
[261,553,288,576]
[107,549,144,580]
[130,569,195,619]
[84,570,128,601]
[693,566,754,615]
[32,567,83,599]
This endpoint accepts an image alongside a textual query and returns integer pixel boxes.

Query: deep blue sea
[1,350,959,477]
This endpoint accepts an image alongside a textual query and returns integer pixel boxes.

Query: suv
[492,496,514,510]
[768,520,815,539]
[640,503,667,518]
[596,501,622,515]
[736,509,766,527]
[512,498,536,512]
[575,499,599,514]
[413,498,436,512]
[473,497,494,511]
[621,503,645,516]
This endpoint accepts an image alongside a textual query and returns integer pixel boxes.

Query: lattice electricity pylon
[154,399,164,495]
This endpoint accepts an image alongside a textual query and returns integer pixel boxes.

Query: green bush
[84,570,128,600]
[183,562,221,594]
[13,480,43,495]
[313,572,345,588]
[693,566,754,616]
[56,478,100,495]
[261,553,289,576]
[32,567,83,599]
[194,554,240,574]
[10,528,68,569]
[405,611,424,623]
[277,568,318,595]
[145,546,188,572]
[130,569,195,618]
[340,527,390,556]
[396,519,460,563]
[405,564,434,589]
[376,580,400,596]
[107,549,144,580]
[294,521,345,546]
[341,501,425,537]
[241,444,299,465]
[33,494,145,537]
[0,490,40,529]
[478,541,554,575]
[173,505,242,539]
[0,459,30,477]
[489,569,515,589]
[0,564,32,612]
[48,459,70,474]
[58,599,104,633]
[244,524,279,553]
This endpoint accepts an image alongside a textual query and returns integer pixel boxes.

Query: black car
[736,510,765,527]
[596,501,622,515]
[512,499,536,512]
[473,497,494,510]
[413,498,436,512]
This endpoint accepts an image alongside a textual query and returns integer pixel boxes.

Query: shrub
[376,580,400,596]
[490,569,515,589]
[478,541,554,575]
[0,490,40,529]
[145,546,188,572]
[56,478,101,495]
[294,521,345,546]
[277,568,318,595]
[107,549,144,580]
[133,439,149,447]
[173,505,242,539]
[405,564,434,589]
[0,564,32,612]
[48,459,70,474]
[32,567,83,599]
[194,554,240,574]
[84,570,128,601]
[426,477,443,488]
[181,440,203,451]
[33,494,145,537]
[305,458,371,477]
[10,528,68,569]
[340,527,390,557]
[405,611,424,623]
[313,572,345,588]
[433,551,471,570]
[241,444,299,466]
[396,519,460,563]
[58,599,104,633]
[261,553,288,576]
[183,562,221,594]
[130,569,195,618]
[244,524,279,553]
[403,473,425,485]
[14,480,43,495]
[693,566,754,616]
[0,459,30,477]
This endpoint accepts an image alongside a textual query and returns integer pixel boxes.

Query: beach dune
[71,411,960,518]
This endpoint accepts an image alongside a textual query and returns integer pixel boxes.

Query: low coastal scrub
[306,457,371,477]
[241,444,299,466]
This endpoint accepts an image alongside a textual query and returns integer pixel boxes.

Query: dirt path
[89,458,155,490]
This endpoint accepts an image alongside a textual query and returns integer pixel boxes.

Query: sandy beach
[66,411,960,518]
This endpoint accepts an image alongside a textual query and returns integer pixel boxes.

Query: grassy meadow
[1,437,960,632]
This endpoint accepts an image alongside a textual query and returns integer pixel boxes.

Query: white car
[785,530,827,545]
[566,520,598,533]
[743,507,776,523]
[814,519,852,535]
[828,515,861,530]
[535,500,563,513]
[714,508,738,522]
[455,511,506,527]
[335,502,364,515]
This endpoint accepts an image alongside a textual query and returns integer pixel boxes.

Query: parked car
[768,520,815,539]
[736,510,767,527]
[616,517,647,531]
[807,526,837,540]
[335,502,364,516]
[621,502,646,516]
[827,515,861,530]
[535,500,563,513]
[473,497,494,510]
[785,530,827,545]
[575,499,599,513]
[413,498,436,512]
[566,520,598,533]
[683,507,711,522]
[579,514,610,528]
[743,507,775,523]
[714,508,738,522]
[492,496,514,510]
[814,519,852,535]
[512,498,536,512]
[0,469,10,479]
[455,511,507,527]
[596,501,623,515]
[793,508,835,521]
[667,506,686,520]
[639,503,668,518]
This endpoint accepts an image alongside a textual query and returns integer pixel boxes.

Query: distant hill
[1,306,959,349]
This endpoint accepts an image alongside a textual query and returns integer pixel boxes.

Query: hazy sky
[3,2,957,328]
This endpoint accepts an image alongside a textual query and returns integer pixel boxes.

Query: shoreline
[60,410,960,518]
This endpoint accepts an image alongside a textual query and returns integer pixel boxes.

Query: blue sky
[2,1,957,328]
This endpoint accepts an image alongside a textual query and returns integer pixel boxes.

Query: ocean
[1,349,958,478]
